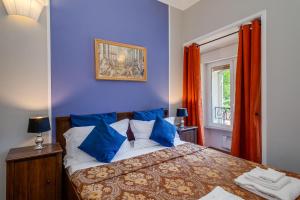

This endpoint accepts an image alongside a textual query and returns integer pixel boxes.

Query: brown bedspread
[71,143,300,200]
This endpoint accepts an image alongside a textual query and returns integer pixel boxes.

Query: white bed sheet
[67,139,186,175]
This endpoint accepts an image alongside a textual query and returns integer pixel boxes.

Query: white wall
[169,6,184,116]
[201,44,238,64]
[179,0,300,173]
[202,44,237,151]
[0,2,49,199]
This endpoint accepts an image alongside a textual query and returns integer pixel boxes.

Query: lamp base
[34,133,44,150]
[180,118,185,128]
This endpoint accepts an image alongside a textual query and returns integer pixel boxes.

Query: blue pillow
[150,117,176,147]
[70,112,117,127]
[78,119,126,163]
[133,108,164,121]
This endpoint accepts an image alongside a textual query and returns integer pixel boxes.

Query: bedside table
[177,126,198,144]
[6,143,63,200]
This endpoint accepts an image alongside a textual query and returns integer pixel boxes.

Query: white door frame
[47,3,52,143]
[184,10,268,164]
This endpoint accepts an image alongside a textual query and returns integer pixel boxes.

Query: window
[205,58,235,130]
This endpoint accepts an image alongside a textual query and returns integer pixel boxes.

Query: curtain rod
[195,31,239,47]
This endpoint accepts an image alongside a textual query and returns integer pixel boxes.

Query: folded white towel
[249,167,286,183]
[235,174,300,200]
[245,172,291,190]
[200,186,244,200]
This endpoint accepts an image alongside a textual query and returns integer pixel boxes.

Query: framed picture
[94,39,147,81]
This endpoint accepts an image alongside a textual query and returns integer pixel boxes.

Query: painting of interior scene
[95,39,147,81]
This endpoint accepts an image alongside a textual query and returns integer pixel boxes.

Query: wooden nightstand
[177,126,198,144]
[6,143,63,200]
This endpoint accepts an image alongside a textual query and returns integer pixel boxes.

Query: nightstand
[177,126,198,144]
[6,143,63,200]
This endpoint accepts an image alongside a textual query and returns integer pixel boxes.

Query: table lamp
[176,108,188,128]
[27,116,50,150]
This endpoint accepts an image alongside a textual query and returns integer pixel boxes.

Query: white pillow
[110,118,130,137]
[130,117,179,138]
[63,118,130,167]
[164,117,176,125]
[64,126,95,167]
[130,120,155,139]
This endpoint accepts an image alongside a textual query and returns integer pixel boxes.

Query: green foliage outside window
[223,69,230,108]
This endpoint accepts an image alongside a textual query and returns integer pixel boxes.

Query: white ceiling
[158,0,238,53]
[158,0,201,10]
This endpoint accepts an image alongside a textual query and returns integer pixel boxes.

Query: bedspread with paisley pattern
[70,143,300,200]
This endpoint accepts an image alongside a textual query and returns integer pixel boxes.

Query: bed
[56,110,300,200]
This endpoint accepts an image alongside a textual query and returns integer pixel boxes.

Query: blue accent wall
[50,0,169,140]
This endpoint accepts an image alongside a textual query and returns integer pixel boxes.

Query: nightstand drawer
[179,130,197,143]
[12,155,57,200]
[177,126,198,144]
[30,155,57,200]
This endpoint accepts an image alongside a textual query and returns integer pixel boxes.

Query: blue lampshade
[176,108,188,117]
[28,116,51,133]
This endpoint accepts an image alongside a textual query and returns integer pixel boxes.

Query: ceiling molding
[158,0,201,10]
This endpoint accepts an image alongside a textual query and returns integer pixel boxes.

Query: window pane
[211,65,231,125]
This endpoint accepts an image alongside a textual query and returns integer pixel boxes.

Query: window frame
[204,57,236,131]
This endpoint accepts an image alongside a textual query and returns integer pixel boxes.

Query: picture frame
[94,39,147,81]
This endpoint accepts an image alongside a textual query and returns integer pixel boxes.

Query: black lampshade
[28,116,51,133]
[176,108,188,117]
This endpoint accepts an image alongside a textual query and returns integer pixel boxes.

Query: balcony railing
[214,107,231,122]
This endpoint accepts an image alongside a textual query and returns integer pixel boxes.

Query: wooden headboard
[55,109,169,153]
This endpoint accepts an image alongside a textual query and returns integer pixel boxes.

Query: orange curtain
[231,19,262,163]
[182,43,205,145]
